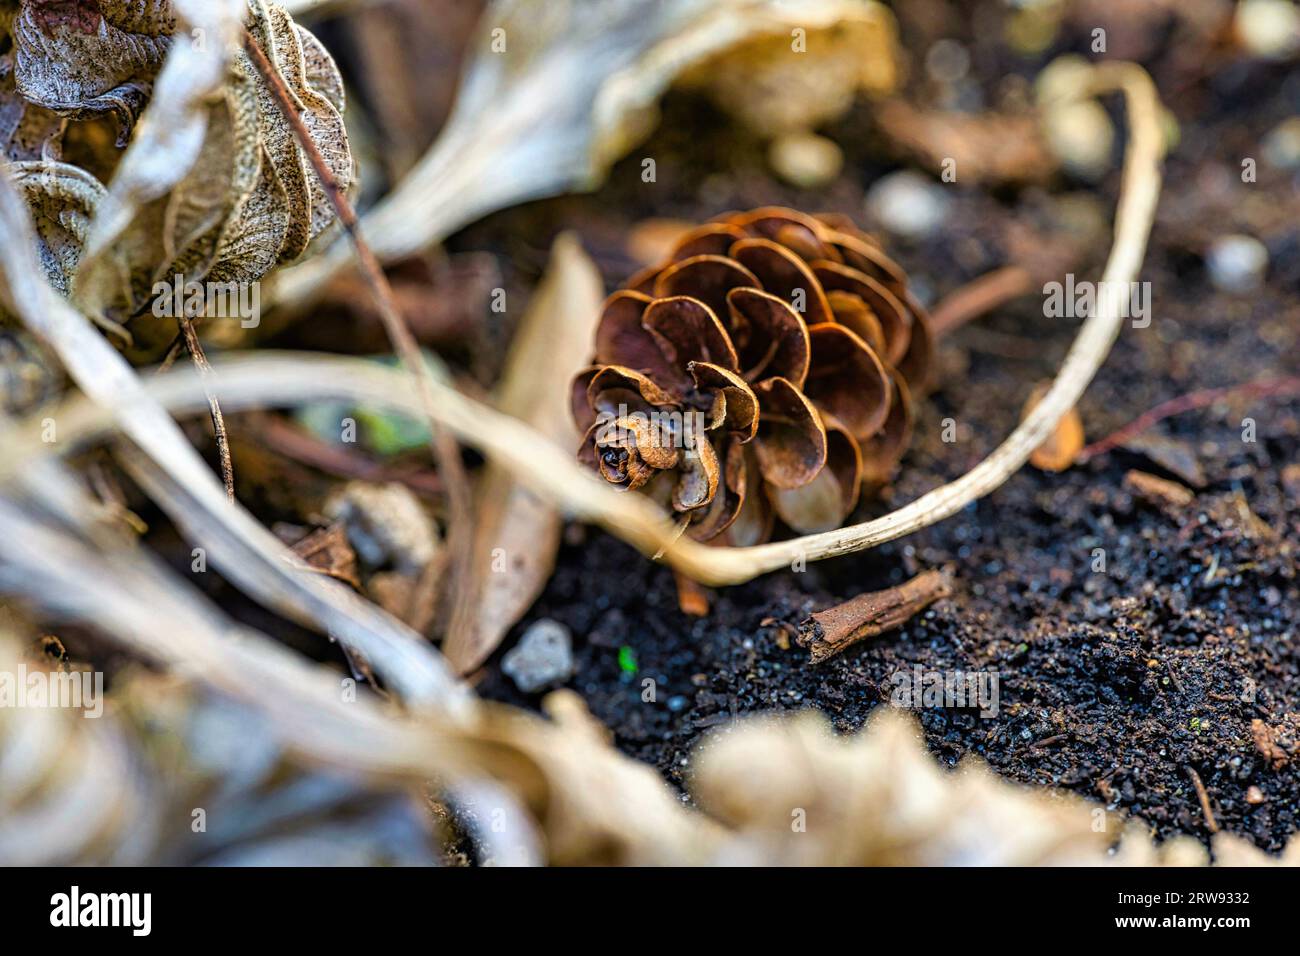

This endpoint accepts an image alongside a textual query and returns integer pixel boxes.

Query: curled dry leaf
[270,0,894,310]
[0,633,440,865]
[443,234,605,675]
[0,0,353,358]
[797,567,953,663]
[289,521,361,589]
[1023,380,1084,472]
[573,206,931,546]
[692,708,1114,866]
[679,0,900,138]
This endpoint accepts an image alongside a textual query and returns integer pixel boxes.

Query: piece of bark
[797,569,953,664]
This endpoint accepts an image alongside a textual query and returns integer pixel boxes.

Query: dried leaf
[798,568,953,663]
[0,0,357,354]
[0,167,469,714]
[681,3,900,138]
[7,0,174,130]
[289,521,361,589]
[1023,380,1084,471]
[443,234,604,675]
[692,708,1114,866]
[271,0,888,309]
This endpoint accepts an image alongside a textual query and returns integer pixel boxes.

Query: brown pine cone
[572,207,931,546]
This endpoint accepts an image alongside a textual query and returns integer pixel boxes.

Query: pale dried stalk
[4,62,1163,588]
[294,61,1161,585]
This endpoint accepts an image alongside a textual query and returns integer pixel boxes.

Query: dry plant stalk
[269,60,1166,587]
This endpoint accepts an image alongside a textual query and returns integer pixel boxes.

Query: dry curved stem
[3,61,1163,589]
[928,265,1034,338]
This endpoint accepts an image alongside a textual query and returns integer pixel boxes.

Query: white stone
[502,619,575,693]
[1206,235,1268,294]
[865,170,949,241]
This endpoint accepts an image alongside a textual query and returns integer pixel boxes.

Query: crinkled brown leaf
[0,0,357,354]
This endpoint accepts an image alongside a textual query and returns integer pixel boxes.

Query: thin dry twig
[929,265,1034,338]
[242,25,473,617]
[1079,376,1300,461]
[1186,765,1219,834]
[178,314,235,500]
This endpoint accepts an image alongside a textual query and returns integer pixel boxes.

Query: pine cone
[573,207,931,545]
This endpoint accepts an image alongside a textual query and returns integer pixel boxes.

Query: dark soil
[472,5,1300,853]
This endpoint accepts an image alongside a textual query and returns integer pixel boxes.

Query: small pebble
[501,619,575,694]
[865,170,950,241]
[925,40,971,85]
[1246,785,1266,805]
[323,481,438,574]
[1262,117,1300,170]
[1042,99,1113,181]
[1236,0,1300,59]
[1206,234,1268,293]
